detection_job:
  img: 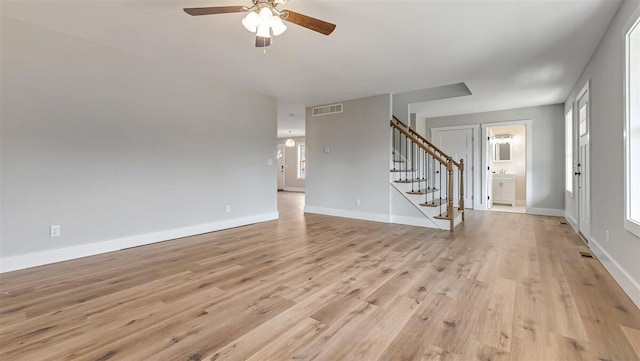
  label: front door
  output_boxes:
[577,85,590,241]
[277,144,285,191]
[432,127,474,208]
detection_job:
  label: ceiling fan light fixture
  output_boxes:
[242,11,259,32]
[256,23,271,38]
[271,16,287,36]
[259,7,273,23]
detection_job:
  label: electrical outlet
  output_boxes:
[225,204,231,213]
[606,230,610,243]
[356,198,361,206]
[50,225,61,238]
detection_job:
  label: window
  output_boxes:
[565,108,573,196]
[625,14,640,236]
[297,143,306,179]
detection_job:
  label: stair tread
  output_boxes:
[390,169,415,172]
[392,160,405,163]
[434,209,463,220]
[394,179,432,184]
[406,188,438,195]
[420,198,446,207]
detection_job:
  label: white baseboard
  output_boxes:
[304,206,390,223]
[389,215,439,229]
[0,212,279,274]
[564,212,579,232]
[283,187,305,192]
[588,236,640,309]
[526,207,565,217]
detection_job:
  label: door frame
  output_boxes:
[277,143,286,191]
[576,80,591,241]
[430,124,481,210]
[480,119,532,211]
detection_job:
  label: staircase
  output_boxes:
[390,116,464,231]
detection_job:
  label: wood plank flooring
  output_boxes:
[1,192,639,360]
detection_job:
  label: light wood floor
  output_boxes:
[1,192,639,361]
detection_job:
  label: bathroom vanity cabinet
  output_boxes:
[492,174,516,206]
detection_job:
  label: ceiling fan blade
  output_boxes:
[282,10,336,36]
[183,6,244,16]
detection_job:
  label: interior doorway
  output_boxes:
[430,125,476,209]
[485,125,526,213]
[481,120,532,213]
[277,144,285,191]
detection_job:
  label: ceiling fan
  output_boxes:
[183,0,336,48]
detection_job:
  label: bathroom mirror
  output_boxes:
[494,142,512,162]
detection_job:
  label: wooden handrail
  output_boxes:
[391,116,461,168]
[391,115,408,129]
[390,121,448,166]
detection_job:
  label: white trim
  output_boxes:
[565,108,574,198]
[277,143,286,190]
[297,142,306,180]
[564,212,579,232]
[516,199,526,206]
[576,80,591,239]
[284,187,305,192]
[589,236,640,309]
[577,80,590,102]
[0,212,279,273]
[624,219,640,238]
[624,11,640,238]
[389,215,440,229]
[429,124,481,210]
[526,207,565,217]
[304,205,390,223]
[430,124,475,132]
[481,120,532,211]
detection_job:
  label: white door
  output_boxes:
[432,128,473,208]
[577,87,590,240]
[486,134,493,208]
[277,144,285,191]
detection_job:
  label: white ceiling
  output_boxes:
[1,0,622,136]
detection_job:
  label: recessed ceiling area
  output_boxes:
[0,0,622,135]
[394,82,472,123]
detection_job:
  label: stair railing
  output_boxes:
[390,118,465,230]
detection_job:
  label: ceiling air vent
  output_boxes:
[312,103,343,116]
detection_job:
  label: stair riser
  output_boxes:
[390,183,447,218]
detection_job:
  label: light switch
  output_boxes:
[267,159,273,166]
[324,147,330,153]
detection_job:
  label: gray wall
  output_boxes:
[392,83,472,125]
[305,94,391,220]
[424,104,565,211]
[1,18,277,259]
[564,0,640,300]
[277,137,305,191]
